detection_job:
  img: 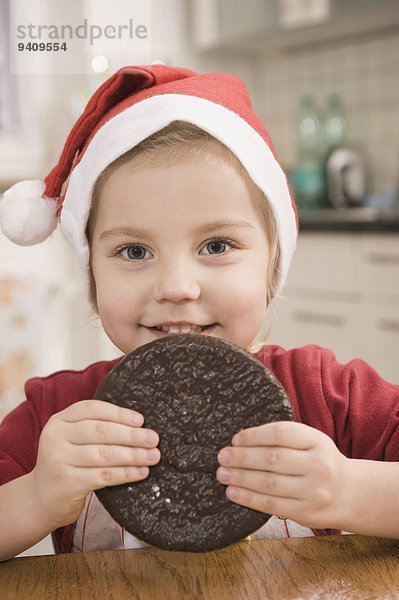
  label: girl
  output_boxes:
[0,65,398,561]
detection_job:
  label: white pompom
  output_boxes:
[0,180,58,245]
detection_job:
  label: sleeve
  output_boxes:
[0,379,44,486]
[319,349,399,461]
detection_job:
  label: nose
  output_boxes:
[152,259,201,303]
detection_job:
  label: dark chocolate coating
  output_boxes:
[94,335,295,552]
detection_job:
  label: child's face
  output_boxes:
[90,153,270,354]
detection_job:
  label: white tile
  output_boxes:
[260,55,290,84]
[348,110,370,142]
[382,32,399,63]
[350,39,372,71]
[367,35,396,68]
[392,108,399,136]
[257,55,282,84]
[340,41,359,73]
[369,108,396,139]
[373,167,397,194]
[340,78,361,108]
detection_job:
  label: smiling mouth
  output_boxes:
[149,324,216,335]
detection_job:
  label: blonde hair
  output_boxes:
[87,120,280,351]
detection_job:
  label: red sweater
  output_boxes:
[1,344,398,553]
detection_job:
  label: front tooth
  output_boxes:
[168,325,181,334]
[180,325,192,334]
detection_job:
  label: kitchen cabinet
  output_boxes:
[191,0,399,53]
[266,232,399,384]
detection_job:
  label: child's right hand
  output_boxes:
[30,400,160,530]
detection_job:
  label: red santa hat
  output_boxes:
[0,64,298,297]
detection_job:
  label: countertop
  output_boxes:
[2,535,399,599]
[298,207,399,232]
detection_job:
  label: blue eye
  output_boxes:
[201,239,232,255]
[208,240,226,254]
[119,245,150,260]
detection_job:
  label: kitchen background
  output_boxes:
[1,0,399,415]
[0,0,398,553]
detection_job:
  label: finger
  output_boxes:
[61,399,144,427]
[224,484,301,518]
[218,445,306,475]
[68,421,159,448]
[232,421,319,450]
[75,465,151,490]
[68,444,161,468]
[216,467,303,500]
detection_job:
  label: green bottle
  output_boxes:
[293,94,326,209]
[323,93,347,151]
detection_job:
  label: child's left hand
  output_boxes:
[216,421,351,530]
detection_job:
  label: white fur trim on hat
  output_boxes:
[60,93,296,299]
[0,179,58,246]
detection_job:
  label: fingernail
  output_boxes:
[138,466,149,477]
[233,433,242,446]
[146,431,158,445]
[147,448,160,462]
[218,467,231,483]
[218,449,231,465]
[131,412,143,426]
[227,487,239,500]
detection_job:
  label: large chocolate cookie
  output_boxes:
[94,335,295,552]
